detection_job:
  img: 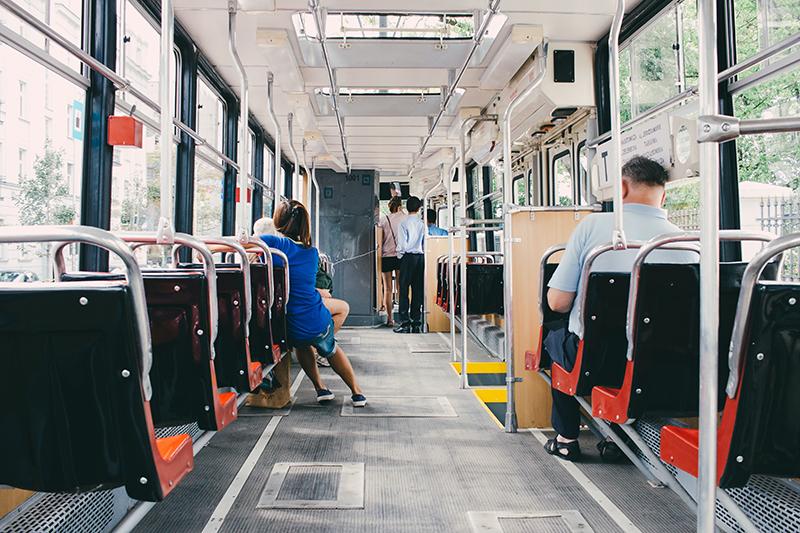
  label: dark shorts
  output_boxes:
[292,319,337,358]
[381,256,401,273]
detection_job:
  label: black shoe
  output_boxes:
[393,322,411,333]
[597,439,627,463]
[410,325,422,333]
[544,437,582,462]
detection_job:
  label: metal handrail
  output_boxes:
[156,0,176,244]
[246,238,276,310]
[607,0,626,250]
[464,190,502,211]
[501,40,549,432]
[624,230,770,362]
[0,0,241,173]
[266,72,282,200]
[309,0,349,171]
[196,237,252,337]
[410,0,501,175]
[228,2,250,242]
[288,113,301,199]
[726,232,800,398]
[2,225,154,401]
[719,31,800,82]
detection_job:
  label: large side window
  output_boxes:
[618,0,698,122]
[0,2,86,280]
[513,174,526,206]
[193,76,226,236]
[732,2,800,274]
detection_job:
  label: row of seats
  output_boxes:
[435,255,504,315]
[532,231,800,489]
[0,227,289,502]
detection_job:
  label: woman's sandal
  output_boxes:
[544,437,582,462]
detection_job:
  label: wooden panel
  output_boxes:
[424,236,457,332]
[0,488,34,519]
[511,209,594,429]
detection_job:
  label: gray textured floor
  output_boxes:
[134,327,695,533]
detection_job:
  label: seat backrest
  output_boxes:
[627,262,777,420]
[140,272,219,430]
[211,269,250,390]
[249,262,278,364]
[575,272,631,394]
[0,283,167,501]
[271,265,289,352]
[465,263,504,315]
[720,282,800,488]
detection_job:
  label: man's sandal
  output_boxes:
[544,437,582,462]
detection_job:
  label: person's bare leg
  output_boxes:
[382,271,394,325]
[328,346,362,395]
[295,346,328,391]
[323,297,350,333]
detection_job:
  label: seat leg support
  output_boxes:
[617,422,698,513]
[716,488,760,533]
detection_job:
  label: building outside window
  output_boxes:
[0,1,85,279]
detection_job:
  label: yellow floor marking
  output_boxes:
[450,361,507,375]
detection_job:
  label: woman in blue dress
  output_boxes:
[260,200,366,407]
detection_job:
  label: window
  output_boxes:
[118,1,180,123]
[577,141,590,205]
[0,44,84,280]
[110,117,176,233]
[3,0,84,72]
[18,80,27,119]
[294,13,477,40]
[196,77,225,155]
[513,175,527,206]
[735,0,800,71]
[618,0,698,122]
[18,148,26,177]
[194,156,224,236]
[552,150,574,207]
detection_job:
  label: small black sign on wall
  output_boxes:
[324,186,334,199]
[554,49,575,83]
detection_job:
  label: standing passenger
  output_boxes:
[378,196,406,327]
[259,200,366,407]
[394,196,426,334]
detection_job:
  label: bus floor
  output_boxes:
[132,327,695,533]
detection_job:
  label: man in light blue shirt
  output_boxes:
[544,156,696,461]
[395,196,426,333]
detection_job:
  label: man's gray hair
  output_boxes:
[253,217,277,236]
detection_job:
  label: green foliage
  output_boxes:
[13,143,76,226]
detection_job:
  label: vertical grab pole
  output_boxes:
[312,158,320,246]
[228,2,249,242]
[501,43,549,432]
[423,163,446,334]
[266,72,283,202]
[608,0,627,250]
[697,0,720,530]
[459,138,470,390]
[156,0,175,243]
[302,139,312,212]
[287,113,300,200]
[447,150,459,363]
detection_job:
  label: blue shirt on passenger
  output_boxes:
[397,213,426,256]
[428,224,448,237]
[548,203,697,337]
[259,234,332,342]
